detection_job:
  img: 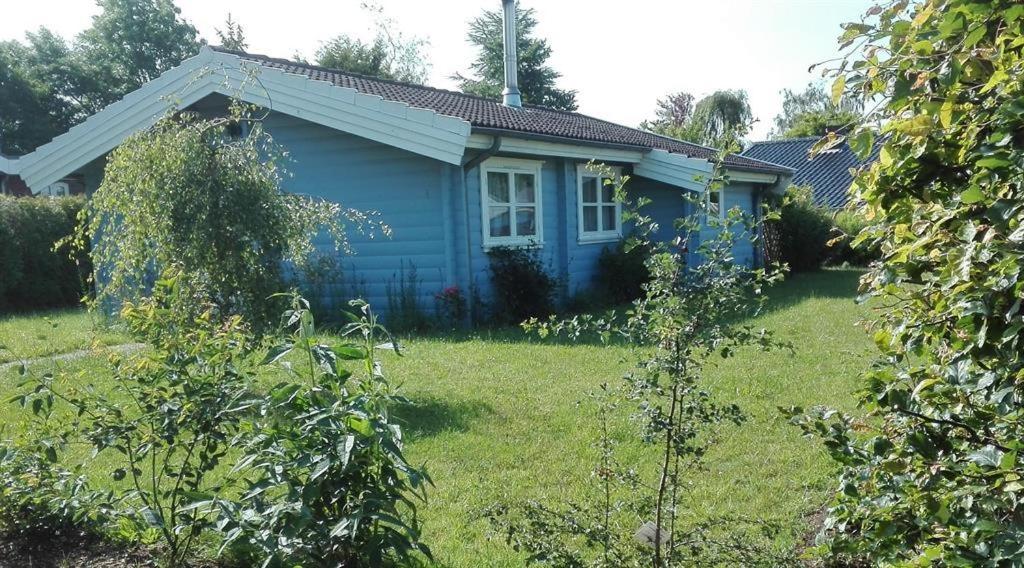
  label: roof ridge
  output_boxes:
[212,46,577,113]
[746,136,823,148]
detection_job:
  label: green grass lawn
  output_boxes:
[0,308,131,363]
[0,269,874,566]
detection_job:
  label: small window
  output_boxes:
[577,164,622,242]
[481,158,543,247]
[706,187,723,219]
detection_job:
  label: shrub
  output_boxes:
[221,297,432,566]
[595,239,650,305]
[76,101,383,331]
[827,208,879,266]
[495,167,792,566]
[487,246,558,324]
[0,195,89,312]
[13,271,260,567]
[385,261,431,332]
[786,2,1024,565]
[434,285,467,329]
[771,185,833,272]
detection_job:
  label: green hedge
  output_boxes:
[0,195,89,312]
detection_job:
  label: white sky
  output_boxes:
[2,0,872,140]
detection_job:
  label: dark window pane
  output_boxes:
[489,206,511,237]
[601,179,614,203]
[602,206,617,231]
[583,205,598,232]
[582,176,598,203]
[516,207,536,236]
[488,172,509,203]
[515,173,535,203]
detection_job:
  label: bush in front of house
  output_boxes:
[827,208,880,266]
[0,195,88,312]
[772,185,833,272]
[487,246,558,324]
[596,238,650,305]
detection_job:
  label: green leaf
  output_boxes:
[968,446,1003,468]
[831,75,847,106]
[334,345,366,361]
[960,185,985,204]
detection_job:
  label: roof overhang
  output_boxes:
[633,149,714,192]
[15,47,472,190]
[0,155,18,175]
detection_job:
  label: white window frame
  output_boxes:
[480,157,544,248]
[706,186,725,221]
[576,164,623,243]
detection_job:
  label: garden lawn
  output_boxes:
[0,269,874,567]
[0,309,131,364]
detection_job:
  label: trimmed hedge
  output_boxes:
[0,195,89,312]
[772,186,834,272]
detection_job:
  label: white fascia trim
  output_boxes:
[725,170,779,184]
[18,47,472,190]
[0,156,18,175]
[467,134,645,163]
[633,149,714,192]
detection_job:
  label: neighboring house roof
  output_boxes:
[217,48,787,176]
[742,137,879,208]
[13,47,788,190]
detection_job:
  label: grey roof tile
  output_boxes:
[213,47,790,175]
[742,137,879,208]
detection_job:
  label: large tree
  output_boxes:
[0,40,68,155]
[0,0,200,154]
[790,1,1024,565]
[642,90,753,151]
[770,83,861,139]
[76,0,200,113]
[454,5,577,111]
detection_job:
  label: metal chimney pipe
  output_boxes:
[501,0,522,107]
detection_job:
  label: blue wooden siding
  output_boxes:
[262,111,450,313]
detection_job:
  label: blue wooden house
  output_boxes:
[2,2,791,317]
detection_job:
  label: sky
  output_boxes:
[1,0,873,141]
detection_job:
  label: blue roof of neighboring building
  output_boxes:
[742,137,879,208]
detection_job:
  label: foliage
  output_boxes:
[0,0,199,153]
[0,441,114,538]
[385,261,432,333]
[642,90,753,151]
[76,103,379,330]
[12,272,260,567]
[486,246,558,324]
[215,13,248,51]
[220,297,432,567]
[314,3,430,84]
[0,195,89,312]
[454,5,578,111]
[771,185,833,272]
[827,207,879,266]
[595,239,650,305]
[435,285,467,330]
[75,0,200,114]
[770,83,862,139]
[787,1,1024,564]
[0,38,70,155]
[490,164,791,566]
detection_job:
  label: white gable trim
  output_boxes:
[633,149,714,192]
[0,156,18,175]
[16,47,472,190]
[726,170,780,184]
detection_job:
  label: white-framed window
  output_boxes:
[577,164,622,243]
[706,186,724,220]
[480,157,544,247]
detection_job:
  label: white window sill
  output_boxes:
[483,239,544,251]
[578,233,622,245]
